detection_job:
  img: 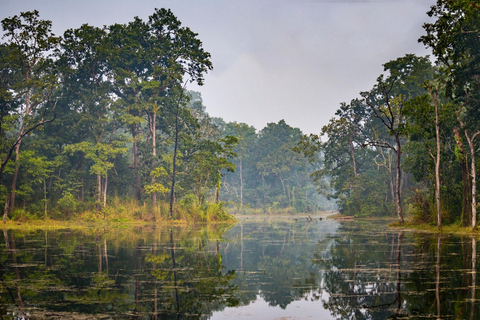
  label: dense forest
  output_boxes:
[0,8,328,223]
[1,1,480,229]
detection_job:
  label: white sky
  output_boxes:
[2,0,435,134]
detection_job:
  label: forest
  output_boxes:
[1,1,480,230]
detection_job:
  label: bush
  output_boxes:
[10,208,37,222]
[407,189,433,224]
[57,191,78,216]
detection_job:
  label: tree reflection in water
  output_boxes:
[1,220,480,319]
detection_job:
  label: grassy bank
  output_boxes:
[3,198,236,229]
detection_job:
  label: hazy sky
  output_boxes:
[2,0,435,134]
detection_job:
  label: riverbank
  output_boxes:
[1,210,341,231]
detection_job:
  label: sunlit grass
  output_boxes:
[2,198,237,230]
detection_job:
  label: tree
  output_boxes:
[425,82,442,230]
[59,24,116,211]
[108,18,150,201]
[0,10,59,216]
[223,122,257,209]
[362,55,434,223]
[420,0,480,229]
[255,120,310,210]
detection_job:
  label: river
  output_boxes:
[0,216,478,319]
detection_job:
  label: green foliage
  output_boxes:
[406,188,433,224]
[2,4,478,228]
[57,191,78,216]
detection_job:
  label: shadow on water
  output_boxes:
[0,218,479,319]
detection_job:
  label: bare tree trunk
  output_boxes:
[132,125,141,201]
[454,127,472,226]
[169,105,179,217]
[7,86,29,215]
[3,197,10,224]
[96,174,102,211]
[151,110,157,208]
[428,85,442,230]
[349,134,357,178]
[103,173,108,207]
[471,152,477,230]
[456,97,480,230]
[8,143,22,215]
[215,176,220,204]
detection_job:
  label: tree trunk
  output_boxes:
[3,197,10,224]
[454,127,471,226]
[8,143,22,215]
[170,104,180,217]
[429,86,442,230]
[103,173,108,207]
[215,175,221,204]
[96,174,102,211]
[349,134,357,178]
[456,100,480,230]
[470,149,477,230]
[151,110,157,208]
[8,74,31,215]
[132,125,141,201]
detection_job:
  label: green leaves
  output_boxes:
[65,141,127,177]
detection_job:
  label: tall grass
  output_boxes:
[4,196,236,225]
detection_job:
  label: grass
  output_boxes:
[3,198,237,230]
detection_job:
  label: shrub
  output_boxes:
[57,191,78,216]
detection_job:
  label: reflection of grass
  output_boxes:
[392,220,480,235]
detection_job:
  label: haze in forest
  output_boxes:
[2,0,435,134]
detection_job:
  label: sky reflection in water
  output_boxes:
[0,217,479,319]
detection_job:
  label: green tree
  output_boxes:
[362,55,434,223]
[58,24,118,211]
[223,122,257,210]
[0,10,59,216]
[420,0,480,229]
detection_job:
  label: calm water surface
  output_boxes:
[0,217,479,319]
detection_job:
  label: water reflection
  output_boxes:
[0,219,479,319]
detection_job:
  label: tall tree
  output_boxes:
[224,122,257,209]
[362,55,434,223]
[420,0,480,229]
[1,10,59,215]
[59,24,117,211]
